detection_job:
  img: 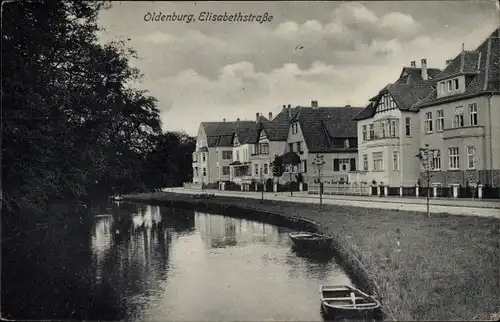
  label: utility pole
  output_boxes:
[416,144,437,218]
[312,154,326,210]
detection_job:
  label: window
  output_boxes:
[380,121,386,138]
[291,123,298,134]
[392,150,399,171]
[195,167,199,177]
[389,120,397,137]
[453,107,464,128]
[222,166,230,176]
[297,141,302,152]
[436,109,444,131]
[467,146,476,169]
[369,124,375,140]
[448,147,459,170]
[236,150,240,161]
[222,151,232,160]
[440,82,445,94]
[432,150,441,170]
[372,152,383,171]
[447,80,452,92]
[425,112,433,133]
[333,158,350,172]
[469,104,478,126]
[288,143,293,152]
[203,167,207,176]
[453,78,459,90]
[301,160,307,173]
[362,125,367,141]
[344,139,350,148]
[264,163,269,175]
[254,164,259,175]
[258,143,269,154]
[202,153,206,162]
[362,154,368,171]
[405,117,411,136]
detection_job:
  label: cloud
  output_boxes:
[98,1,499,135]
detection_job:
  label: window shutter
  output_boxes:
[350,158,356,171]
[333,158,339,171]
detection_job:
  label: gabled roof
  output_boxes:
[201,120,255,147]
[254,107,300,142]
[354,64,441,121]
[292,106,364,153]
[413,28,500,109]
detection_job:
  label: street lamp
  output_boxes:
[260,167,265,204]
[415,144,437,218]
[312,154,326,210]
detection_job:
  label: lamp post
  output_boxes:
[415,144,437,218]
[260,167,265,204]
[312,154,326,210]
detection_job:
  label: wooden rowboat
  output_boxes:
[289,232,333,251]
[320,285,381,319]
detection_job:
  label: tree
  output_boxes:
[2,1,161,218]
[271,155,284,184]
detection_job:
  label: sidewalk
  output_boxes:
[168,187,500,218]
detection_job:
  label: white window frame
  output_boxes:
[362,154,368,171]
[202,153,206,162]
[447,80,452,92]
[448,147,459,170]
[405,117,411,136]
[339,158,350,171]
[344,139,350,148]
[453,78,459,91]
[372,152,383,171]
[389,120,397,137]
[291,123,298,134]
[222,151,232,160]
[222,166,230,176]
[392,150,399,171]
[369,124,375,140]
[432,150,441,170]
[436,109,444,132]
[469,104,478,126]
[362,125,367,141]
[453,106,464,128]
[425,112,433,133]
[466,146,476,169]
[264,163,269,175]
[203,167,207,177]
[380,121,386,138]
[236,150,240,161]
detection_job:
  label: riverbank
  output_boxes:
[123,191,500,321]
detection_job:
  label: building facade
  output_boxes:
[413,28,500,187]
[284,101,364,184]
[353,60,442,186]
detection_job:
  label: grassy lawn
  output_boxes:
[125,192,500,321]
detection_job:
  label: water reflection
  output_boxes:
[3,202,354,321]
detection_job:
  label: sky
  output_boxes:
[97,0,499,136]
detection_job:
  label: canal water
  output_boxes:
[2,202,354,321]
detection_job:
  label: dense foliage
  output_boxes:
[2,0,194,219]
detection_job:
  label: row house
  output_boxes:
[230,107,297,188]
[284,101,364,184]
[352,60,442,186]
[412,28,500,187]
[192,119,255,185]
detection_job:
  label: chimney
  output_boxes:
[421,58,428,80]
[311,100,318,109]
[256,112,260,122]
[288,104,291,109]
[345,104,351,107]
[237,118,240,121]
[223,118,226,122]
[288,107,292,118]
[410,61,416,67]
[268,112,273,120]
[446,59,454,65]
[282,104,286,110]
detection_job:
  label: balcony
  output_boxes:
[366,133,399,147]
[442,125,485,140]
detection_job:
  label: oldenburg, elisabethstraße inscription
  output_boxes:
[143,11,274,24]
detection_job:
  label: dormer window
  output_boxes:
[291,123,298,134]
[439,77,460,97]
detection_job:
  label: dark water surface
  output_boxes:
[2,202,354,321]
